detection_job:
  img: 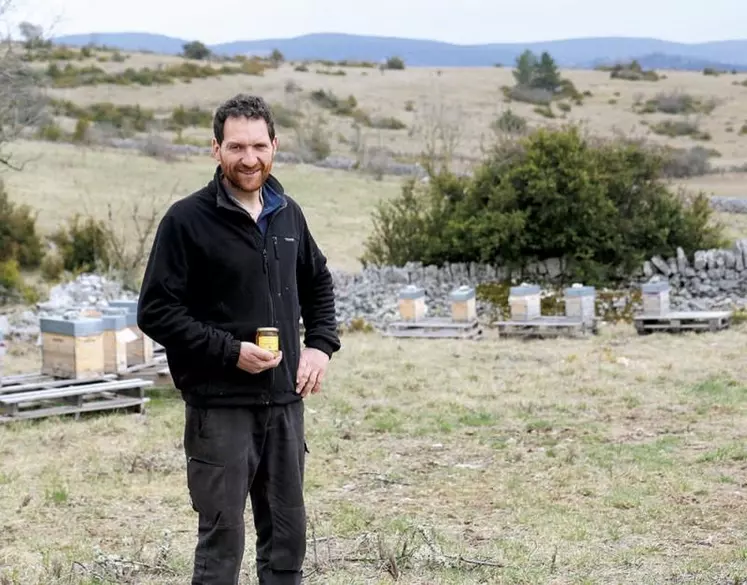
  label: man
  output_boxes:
[137,94,341,585]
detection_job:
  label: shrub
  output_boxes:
[636,91,718,115]
[384,56,405,70]
[650,118,710,140]
[50,99,154,133]
[0,182,43,268]
[491,109,528,135]
[50,214,111,273]
[40,251,65,282]
[0,259,22,293]
[368,116,407,130]
[361,125,724,285]
[169,105,213,129]
[608,61,659,81]
[659,146,715,178]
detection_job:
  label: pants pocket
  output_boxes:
[187,456,226,522]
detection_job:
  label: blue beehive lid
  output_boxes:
[108,299,138,313]
[642,281,669,293]
[102,314,127,331]
[103,306,136,327]
[509,284,541,296]
[565,285,596,297]
[398,285,425,299]
[449,285,475,301]
[40,317,104,337]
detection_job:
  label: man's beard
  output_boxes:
[222,157,272,194]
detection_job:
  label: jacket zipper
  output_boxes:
[262,201,287,396]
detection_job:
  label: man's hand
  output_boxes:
[296,347,330,397]
[237,342,282,374]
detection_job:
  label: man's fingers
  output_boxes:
[296,359,309,392]
[301,369,319,398]
[311,369,325,394]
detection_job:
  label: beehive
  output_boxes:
[40,317,105,379]
[398,285,426,321]
[564,285,596,322]
[642,281,670,316]
[106,300,154,365]
[102,313,131,374]
[509,285,541,321]
[449,285,477,322]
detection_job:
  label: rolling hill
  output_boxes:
[51,31,747,70]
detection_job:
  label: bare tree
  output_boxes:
[407,82,464,174]
[0,0,49,170]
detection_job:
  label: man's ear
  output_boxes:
[272,136,278,154]
[211,137,220,161]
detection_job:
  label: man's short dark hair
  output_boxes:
[213,94,275,144]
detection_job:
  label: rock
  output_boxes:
[651,256,671,275]
[676,247,689,274]
[693,251,707,271]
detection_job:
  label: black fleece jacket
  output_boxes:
[136,168,341,407]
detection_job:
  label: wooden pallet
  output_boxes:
[384,318,483,339]
[0,376,153,423]
[118,354,172,384]
[494,316,598,338]
[633,310,732,334]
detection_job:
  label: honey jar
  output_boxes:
[255,327,279,355]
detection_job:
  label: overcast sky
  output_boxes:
[5,0,744,45]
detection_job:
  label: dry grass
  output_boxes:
[45,60,747,166]
[0,140,403,273]
[2,325,747,584]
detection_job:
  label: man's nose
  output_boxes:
[241,148,258,166]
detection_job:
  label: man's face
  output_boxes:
[212,116,278,195]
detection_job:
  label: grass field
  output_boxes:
[3,47,747,585]
[1,139,403,274]
[1,326,747,584]
[45,55,747,169]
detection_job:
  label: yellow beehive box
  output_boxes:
[107,300,154,366]
[508,285,541,321]
[397,285,426,321]
[449,285,477,322]
[40,317,105,379]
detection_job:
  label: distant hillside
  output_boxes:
[51,31,747,70]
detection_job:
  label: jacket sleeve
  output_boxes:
[297,214,341,358]
[136,210,241,368]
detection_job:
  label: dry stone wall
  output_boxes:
[4,242,747,342]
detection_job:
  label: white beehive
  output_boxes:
[509,285,541,321]
[641,281,670,316]
[564,285,596,323]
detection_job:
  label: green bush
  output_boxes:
[40,251,65,282]
[0,259,22,292]
[50,100,154,132]
[50,214,111,273]
[168,105,213,129]
[384,56,405,70]
[361,125,724,285]
[43,59,267,89]
[0,182,43,268]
